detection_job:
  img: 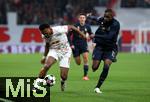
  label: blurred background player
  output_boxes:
[33,24,86,92]
[69,13,93,80]
[87,9,120,93]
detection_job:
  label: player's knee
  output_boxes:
[83,55,88,60]
[92,64,99,72]
[75,57,81,65]
[83,58,88,64]
[104,59,112,66]
[76,60,81,65]
[76,62,81,65]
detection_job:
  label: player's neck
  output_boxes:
[80,22,85,26]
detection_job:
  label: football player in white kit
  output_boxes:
[33,24,86,91]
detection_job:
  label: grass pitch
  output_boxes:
[0,53,150,102]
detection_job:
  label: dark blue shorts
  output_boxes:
[92,46,118,62]
[72,44,88,57]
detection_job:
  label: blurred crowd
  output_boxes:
[0,0,98,25]
[0,0,150,25]
[121,0,150,8]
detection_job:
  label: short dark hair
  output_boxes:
[78,12,86,16]
[105,8,113,13]
[105,8,115,16]
[39,24,50,31]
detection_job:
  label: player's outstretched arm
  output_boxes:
[86,13,100,21]
[41,42,50,64]
[68,25,86,39]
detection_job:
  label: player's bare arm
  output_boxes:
[41,42,50,64]
[68,25,86,39]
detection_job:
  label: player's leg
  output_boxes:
[38,56,56,78]
[92,46,102,72]
[82,52,89,80]
[92,46,104,93]
[33,50,57,90]
[80,43,90,80]
[33,56,56,90]
[59,51,71,91]
[95,59,112,89]
[60,67,69,91]
[74,56,81,65]
[94,51,113,93]
[92,60,101,72]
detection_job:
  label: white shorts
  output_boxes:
[47,48,72,68]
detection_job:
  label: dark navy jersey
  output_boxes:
[89,16,120,50]
[69,22,92,46]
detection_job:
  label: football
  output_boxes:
[44,74,56,87]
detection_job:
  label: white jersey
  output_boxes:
[43,25,70,50]
[43,26,72,68]
[43,26,72,65]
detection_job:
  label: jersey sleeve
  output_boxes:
[87,16,100,22]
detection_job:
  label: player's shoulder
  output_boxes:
[51,26,59,33]
[112,18,120,26]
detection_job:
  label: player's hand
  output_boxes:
[70,45,75,49]
[90,34,95,39]
[41,56,46,64]
[86,13,92,17]
[92,43,96,48]
[86,37,91,42]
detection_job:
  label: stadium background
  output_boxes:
[0,0,150,102]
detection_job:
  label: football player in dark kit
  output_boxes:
[69,13,93,80]
[87,9,120,93]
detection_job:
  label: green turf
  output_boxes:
[0,53,150,102]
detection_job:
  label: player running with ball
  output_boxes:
[33,24,86,92]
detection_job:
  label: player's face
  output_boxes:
[41,28,52,38]
[78,15,86,25]
[104,12,113,22]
